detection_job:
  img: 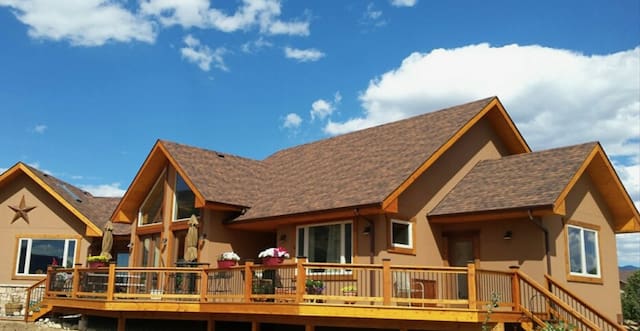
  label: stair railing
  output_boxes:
[24,278,47,322]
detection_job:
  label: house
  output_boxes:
[27,97,639,330]
[0,163,127,317]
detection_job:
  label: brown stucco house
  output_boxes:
[0,163,127,317]
[26,97,639,331]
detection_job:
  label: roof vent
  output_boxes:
[59,184,82,203]
[217,153,225,158]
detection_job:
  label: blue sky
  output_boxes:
[0,0,638,266]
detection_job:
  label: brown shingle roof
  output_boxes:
[25,164,128,235]
[236,97,496,220]
[429,142,598,216]
[161,141,268,208]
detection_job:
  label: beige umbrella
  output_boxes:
[100,221,113,260]
[184,215,199,262]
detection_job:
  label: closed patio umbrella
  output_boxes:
[100,221,113,260]
[184,215,199,262]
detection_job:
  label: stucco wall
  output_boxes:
[0,174,92,285]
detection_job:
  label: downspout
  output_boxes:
[527,209,552,277]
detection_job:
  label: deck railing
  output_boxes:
[43,260,621,330]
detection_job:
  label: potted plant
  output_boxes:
[217,252,240,268]
[87,255,109,268]
[341,285,357,304]
[305,279,325,295]
[258,247,290,266]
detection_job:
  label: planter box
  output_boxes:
[88,261,108,268]
[217,260,237,269]
[262,257,284,266]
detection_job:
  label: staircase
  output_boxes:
[512,271,623,331]
[24,278,51,322]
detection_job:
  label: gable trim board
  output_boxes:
[0,163,103,237]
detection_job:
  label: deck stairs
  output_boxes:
[24,278,51,322]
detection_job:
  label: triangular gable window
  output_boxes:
[174,173,199,221]
[139,170,165,226]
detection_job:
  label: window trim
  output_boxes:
[296,220,353,269]
[387,218,416,255]
[138,169,166,227]
[172,172,199,222]
[565,221,603,284]
[13,234,80,279]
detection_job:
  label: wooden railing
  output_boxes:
[42,261,621,330]
[545,275,624,331]
[24,278,47,322]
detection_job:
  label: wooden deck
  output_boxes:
[34,259,621,331]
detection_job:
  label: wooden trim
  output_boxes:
[136,223,163,235]
[382,98,530,211]
[563,221,603,284]
[1,163,103,237]
[429,207,553,223]
[554,146,599,214]
[169,220,189,231]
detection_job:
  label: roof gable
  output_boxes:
[429,143,640,233]
[0,163,122,236]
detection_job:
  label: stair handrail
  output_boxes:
[24,277,47,322]
[516,270,601,331]
[544,275,623,331]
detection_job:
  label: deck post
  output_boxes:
[467,263,476,309]
[200,268,208,302]
[106,263,116,301]
[45,267,52,297]
[382,259,391,306]
[511,268,521,312]
[71,266,80,298]
[296,257,307,303]
[244,261,253,303]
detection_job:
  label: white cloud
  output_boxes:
[617,233,640,267]
[0,0,156,46]
[359,3,386,28]
[390,0,417,7]
[140,0,309,36]
[180,34,228,72]
[33,124,47,134]
[283,113,302,129]
[78,183,125,197]
[284,47,325,62]
[310,92,342,121]
[241,37,273,53]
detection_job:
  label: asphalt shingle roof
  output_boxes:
[25,164,127,235]
[429,142,597,216]
[157,97,497,220]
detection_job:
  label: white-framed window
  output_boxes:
[390,219,413,249]
[16,238,77,275]
[297,221,352,265]
[567,224,600,278]
[173,173,199,221]
[138,169,166,226]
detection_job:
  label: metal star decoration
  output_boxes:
[8,195,36,224]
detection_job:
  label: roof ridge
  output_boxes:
[265,96,496,161]
[159,139,262,163]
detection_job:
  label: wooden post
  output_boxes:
[45,266,52,297]
[510,267,521,312]
[251,321,260,331]
[296,257,307,303]
[207,316,215,331]
[467,263,477,309]
[71,266,80,298]
[244,261,253,303]
[200,269,208,302]
[106,263,116,301]
[116,313,126,331]
[382,259,391,306]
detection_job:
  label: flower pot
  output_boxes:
[88,261,107,268]
[343,291,357,304]
[262,256,284,266]
[217,260,237,269]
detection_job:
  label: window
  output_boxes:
[567,224,600,278]
[390,219,413,249]
[15,238,77,276]
[173,173,199,221]
[139,170,165,226]
[297,222,352,264]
